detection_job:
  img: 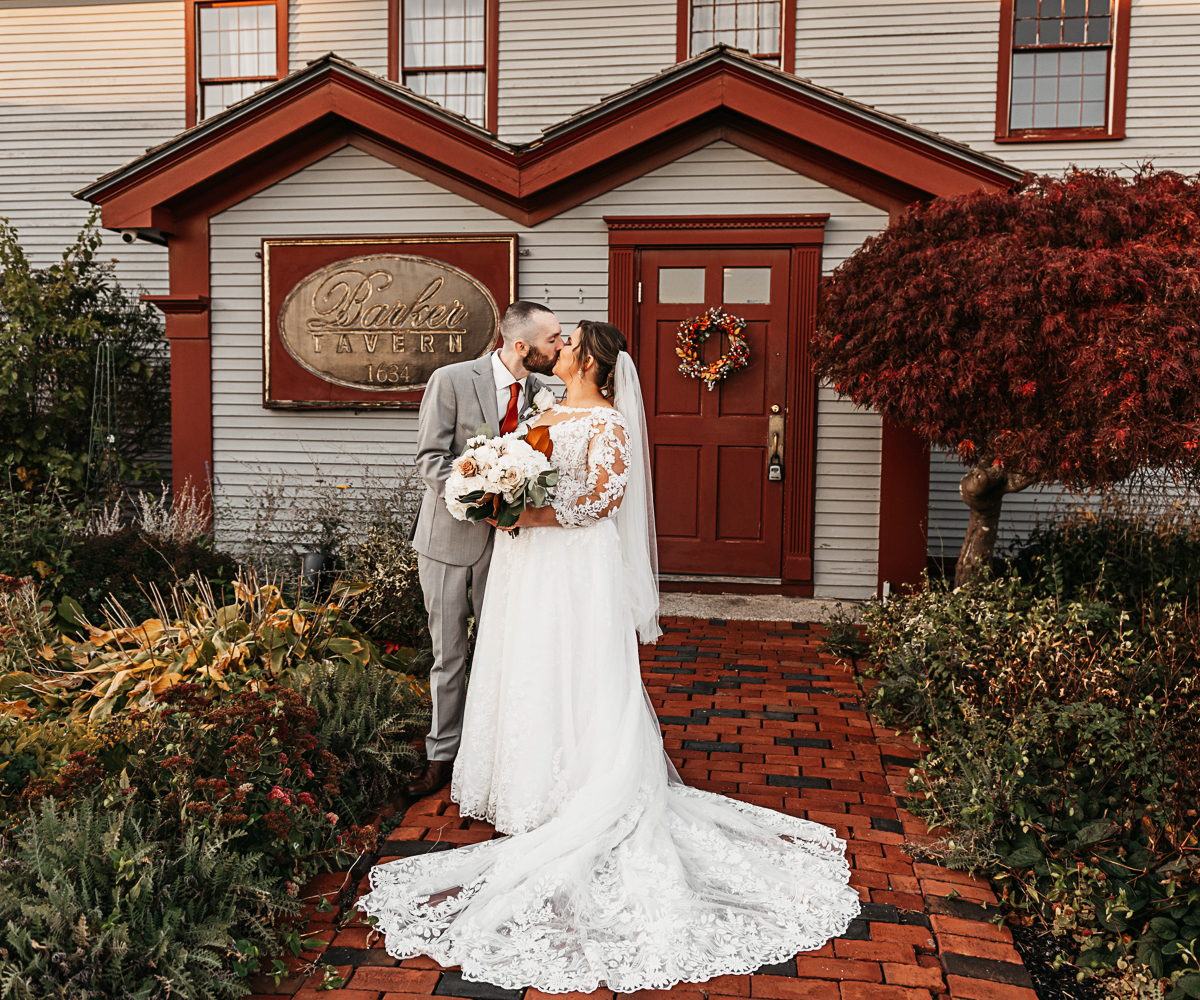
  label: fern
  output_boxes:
[0,799,297,1000]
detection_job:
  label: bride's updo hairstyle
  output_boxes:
[574,320,628,399]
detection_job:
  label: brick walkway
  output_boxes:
[249,617,1036,1000]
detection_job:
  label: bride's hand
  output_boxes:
[516,505,559,528]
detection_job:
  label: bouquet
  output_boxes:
[444,425,557,533]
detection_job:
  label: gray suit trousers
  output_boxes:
[418,538,494,762]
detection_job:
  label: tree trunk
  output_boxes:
[954,463,1034,588]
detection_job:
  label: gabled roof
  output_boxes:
[77,47,1023,232]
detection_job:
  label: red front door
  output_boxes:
[637,248,790,578]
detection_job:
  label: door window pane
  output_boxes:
[722,267,771,304]
[658,268,706,303]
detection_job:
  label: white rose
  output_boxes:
[532,387,556,412]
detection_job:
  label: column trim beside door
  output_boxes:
[605,214,828,588]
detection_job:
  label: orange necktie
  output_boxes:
[501,382,521,434]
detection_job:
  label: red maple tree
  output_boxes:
[811,167,1200,585]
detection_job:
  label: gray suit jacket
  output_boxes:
[410,353,547,566]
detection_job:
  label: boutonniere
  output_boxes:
[527,387,557,416]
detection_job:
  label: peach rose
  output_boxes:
[454,455,480,477]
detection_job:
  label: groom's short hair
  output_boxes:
[499,300,555,345]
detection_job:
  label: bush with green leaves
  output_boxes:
[1010,485,1200,610]
[0,212,170,492]
[0,797,297,1000]
[0,477,83,590]
[859,541,1200,996]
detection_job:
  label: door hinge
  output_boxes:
[637,281,642,303]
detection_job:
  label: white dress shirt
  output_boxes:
[491,350,528,428]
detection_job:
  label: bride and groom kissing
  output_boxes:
[356,301,861,994]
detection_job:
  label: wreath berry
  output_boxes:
[675,307,750,390]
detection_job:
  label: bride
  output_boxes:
[356,321,860,994]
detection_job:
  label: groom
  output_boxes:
[405,300,564,798]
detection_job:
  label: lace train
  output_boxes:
[356,408,860,992]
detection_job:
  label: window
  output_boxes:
[676,0,794,72]
[401,0,487,128]
[185,0,285,127]
[996,0,1130,141]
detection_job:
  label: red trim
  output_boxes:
[140,293,211,319]
[994,0,1129,143]
[675,0,689,63]
[184,0,288,128]
[607,214,824,585]
[387,0,399,81]
[877,420,930,597]
[608,247,636,342]
[606,214,827,245]
[93,58,1014,235]
[781,0,796,75]
[486,0,499,133]
[158,214,213,519]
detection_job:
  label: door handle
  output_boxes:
[767,408,784,481]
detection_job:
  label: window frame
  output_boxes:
[184,0,287,128]
[387,0,499,133]
[675,0,795,73]
[994,0,1130,142]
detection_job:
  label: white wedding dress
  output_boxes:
[357,398,861,994]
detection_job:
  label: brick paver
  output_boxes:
[248,617,1033,1000]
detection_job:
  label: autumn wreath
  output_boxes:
[675,307,750,390]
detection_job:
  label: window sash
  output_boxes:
[400,0,488,126]
[196,1,278,121]
[1005,0,1114,134]
[689,0,782,60]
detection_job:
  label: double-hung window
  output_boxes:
[188,0,285,126]
[400,0,488,128]
[678,0,794,71]
[996,0,1130,141]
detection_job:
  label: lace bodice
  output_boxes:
[535,405,629,528]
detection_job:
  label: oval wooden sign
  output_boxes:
[277,253,499,391]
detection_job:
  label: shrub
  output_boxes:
[1010,486,1200,609]
[63,525,238,625]
[0,797,295,1000]
[0,212,170,491]
[339,517,429,652]
[0,478,83,590]
[859,572,1200,996]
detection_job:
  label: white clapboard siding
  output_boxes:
[288,0,389,77]
[814,384,881,600]
[793,1,1200,174]
[0,3,185,291]
[791,1,1200,560]
[927,449,1092,561]
[497,0,677,143]
[208,140,888,596]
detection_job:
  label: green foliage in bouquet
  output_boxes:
[0,797,296,1000]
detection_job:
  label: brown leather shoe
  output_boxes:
[404,759,454,799]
